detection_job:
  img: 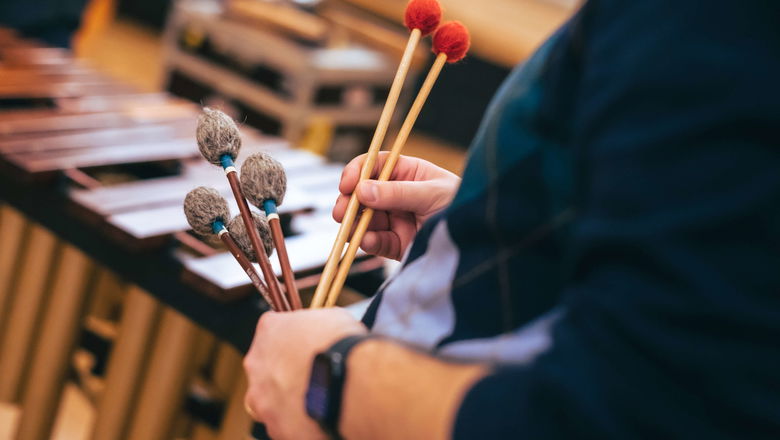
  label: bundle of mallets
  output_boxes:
[311,0,471,308]
[183,108,302,311]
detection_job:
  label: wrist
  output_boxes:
[339,339,383,439]
[339,340,488,440]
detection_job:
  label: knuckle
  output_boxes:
[247,390,273,422]
[244,394,260,421]
[242,355,254,372]
[393,182,407,199]
[378,236,391,259]
[431,180,455,209]
[388,238,400,260]
[255,397,270,417]
[257,312,275,329]
[360,239,376,255]
[346,154,366,171]
[382,182,400,202]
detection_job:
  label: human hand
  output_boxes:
[243,309,367,440]
[333,153,460,260]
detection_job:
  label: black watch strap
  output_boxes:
[307,334,377,439]
[329,333,373,356]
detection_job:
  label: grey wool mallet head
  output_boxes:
[227,213,274,263]
[196,107,241,166]
[183,187,230,235]
[239,151,302,311]
[240,152,287,209]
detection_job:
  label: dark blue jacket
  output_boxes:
[364,0,780,437]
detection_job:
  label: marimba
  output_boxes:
[0,30,381,440]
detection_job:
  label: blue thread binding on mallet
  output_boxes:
[212,218,226,235]
[262,199,278,216]
[220,154,234,170]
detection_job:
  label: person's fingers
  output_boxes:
[338,155,364,196]
[360,230,403,260]
[244,384,269,424]
[347,210,390,237]
[244,397,259,421]
[359,212,415,260]
[366,210,390,231]
[332,194,350,223]
[355,179,449,216]
[388,211,419,255]
[333,195,391,231]
[338,153,424,195]
[339,153,389,195]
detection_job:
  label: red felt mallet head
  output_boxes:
[404,0,442,36]
[433,21,470,63]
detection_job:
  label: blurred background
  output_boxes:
[2,0,576,172]
[0,0,575,439]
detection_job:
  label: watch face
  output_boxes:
[306,353,334,421]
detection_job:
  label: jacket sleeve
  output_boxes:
[453,0,780,438]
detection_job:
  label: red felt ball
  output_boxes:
[404,0,442,36]
[433,21,470,63]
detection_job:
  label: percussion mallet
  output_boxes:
[196,108,288,311]
[240,152,302,310]
[324,21,471,307]
[183,187,280,311]
[310,0,443,308]
[226,212,291,311]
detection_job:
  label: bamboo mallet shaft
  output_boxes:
[310,28,422,308]
[324,53,448,307]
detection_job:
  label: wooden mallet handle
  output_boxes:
[217,226,276,311]
[226,170,287,311]
[264,202,302,310]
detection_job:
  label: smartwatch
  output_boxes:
[305,334,375,439]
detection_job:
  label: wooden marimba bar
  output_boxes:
[0,30,380,440]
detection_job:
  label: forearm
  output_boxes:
[340,339,487,440]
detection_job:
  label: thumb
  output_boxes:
[356,180,441,214]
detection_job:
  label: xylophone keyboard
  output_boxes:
[0,29,380,440]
